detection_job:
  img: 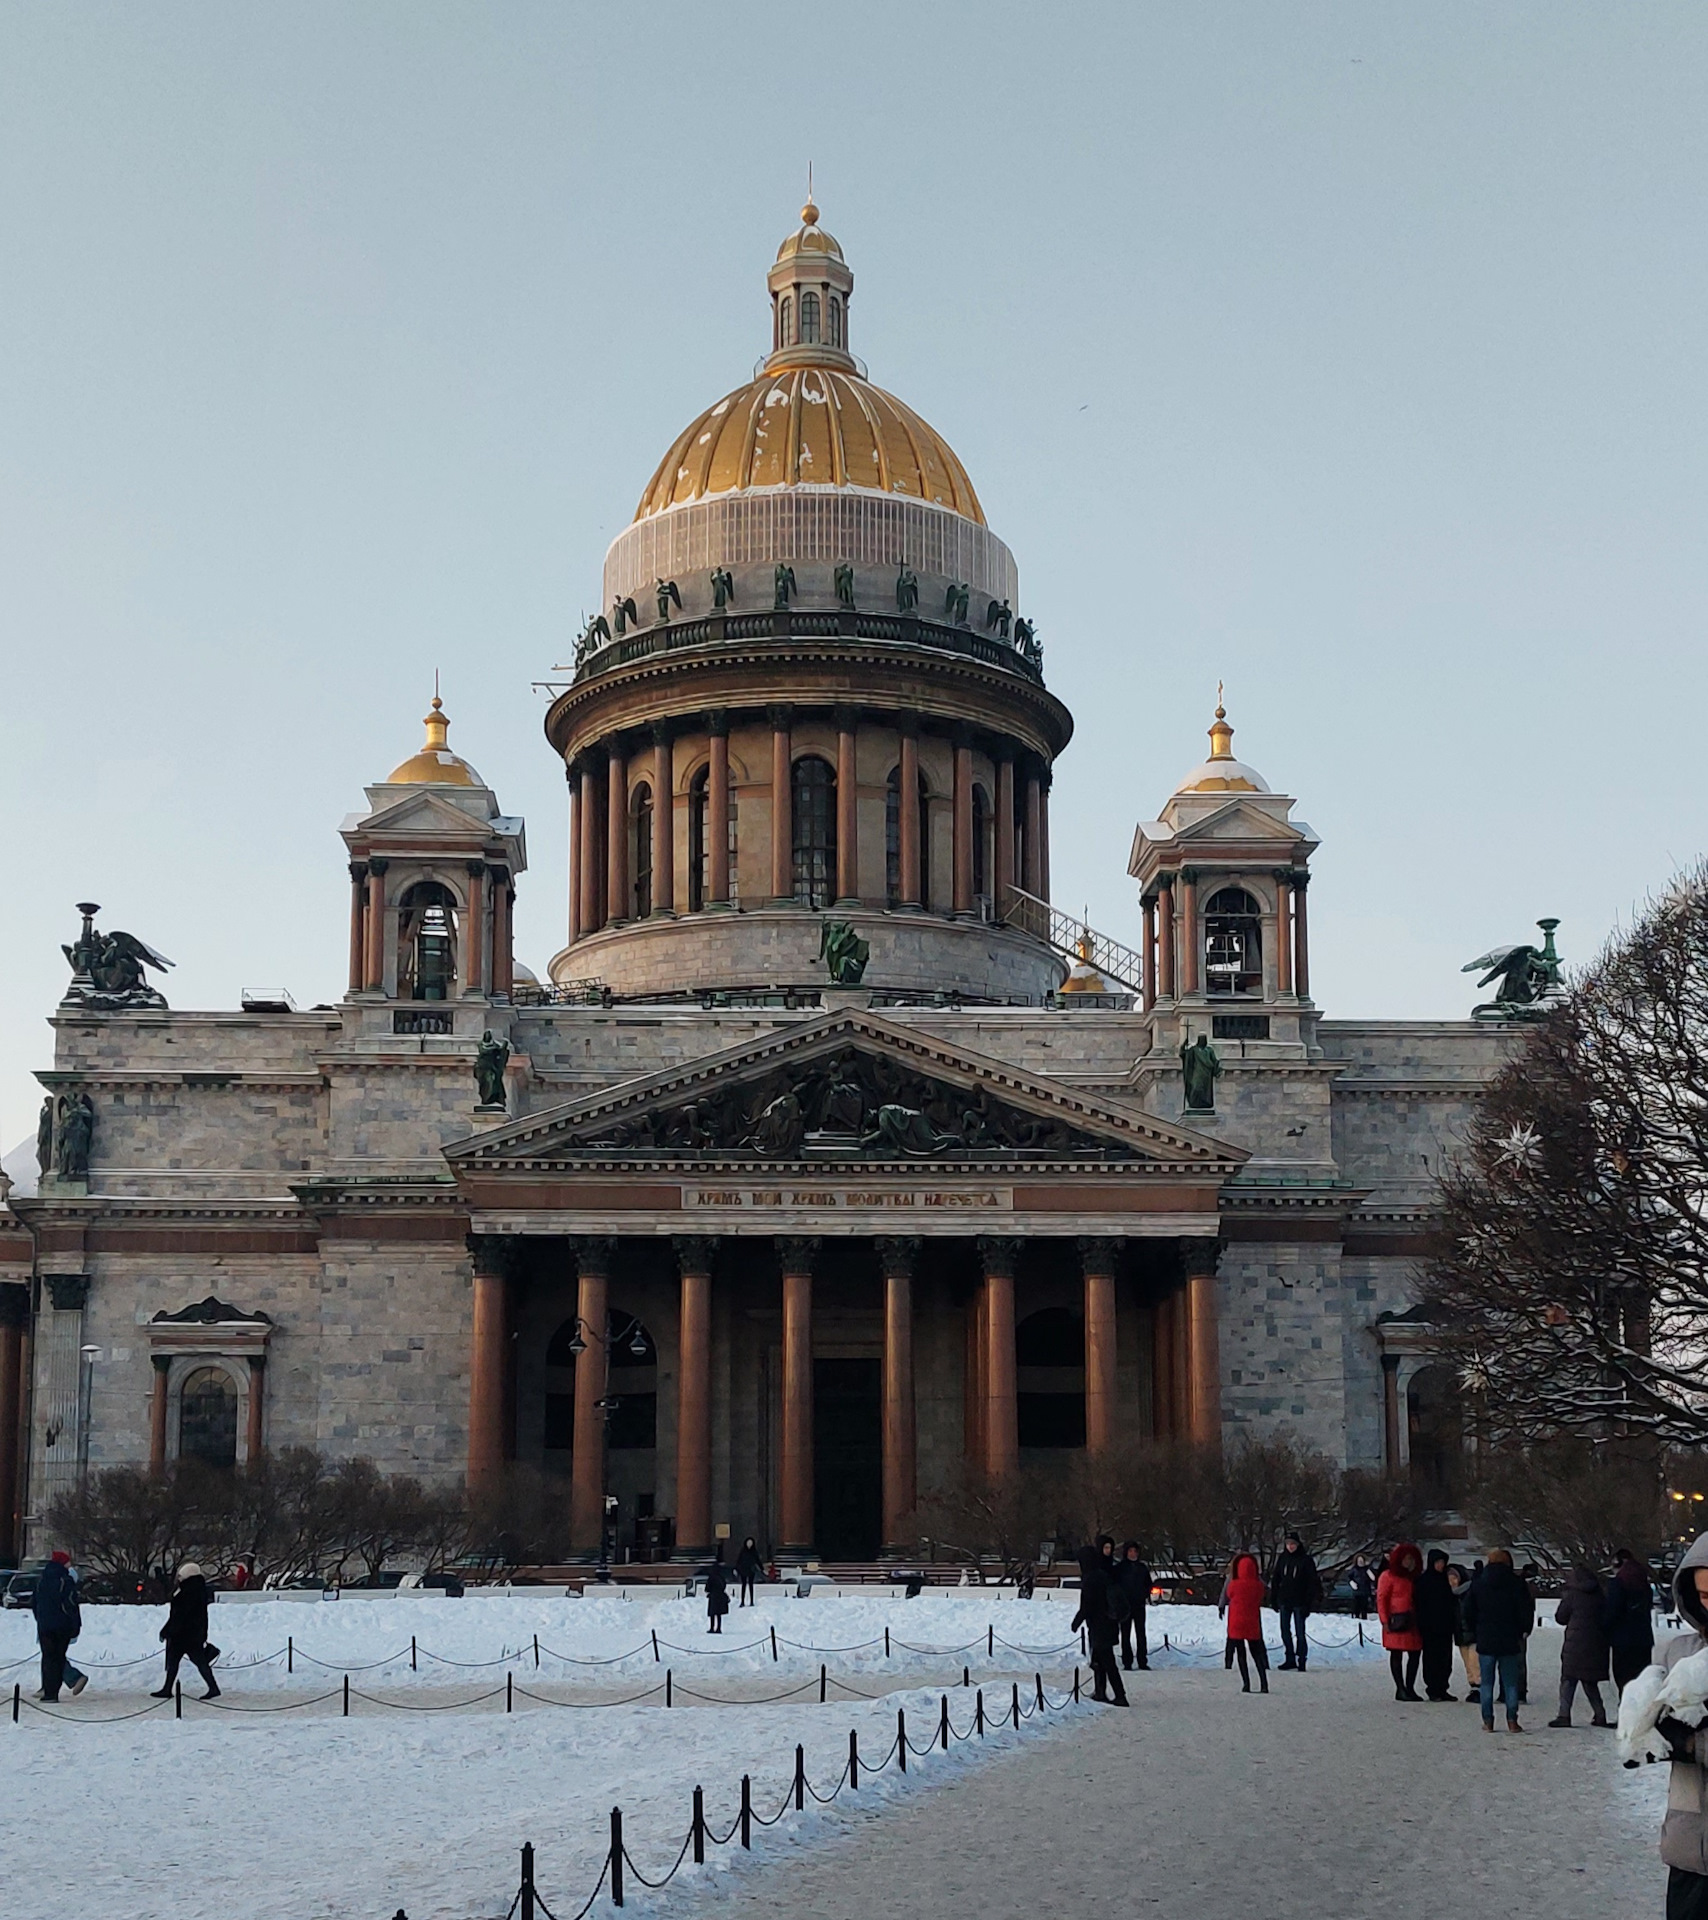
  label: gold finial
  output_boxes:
[422,691,450,754]
[1207,686,1234,761]
[801,162,818,226]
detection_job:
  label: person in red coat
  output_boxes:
[1377,1542,1425,1701]
[1218,1553,1269,1694]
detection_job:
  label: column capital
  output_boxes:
[467,859,488,878]
[465,1232,525,1281]
[1154,870,1175,892]
[1075,1236,1123,1276]
[951,721,974,750]
[832,704,860,732]
[486,864,511,886]
[1179,1236,1222,1277]
[151,1351,173,1376]
[367,856,390,876]
[348,860,368,881]
[1270,868,1295,885]
[766,704,794,730]
[1180,866,1201,886]
[705,707,730,738]
[44,1273,90,1313]
[976,1235,1022,1279]
[1288,868,1311,890]
[246,1352,267,1375]
[776,1235,820,1271]
[569,1235,617,1277]
[670,1235,717,1275]
[874,1236,920,1278]
[896,711,920,739]
[650,718,674,747]
[0,1282,28,1329]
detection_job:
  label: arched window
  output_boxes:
[1204,886,1263,997]
[631,781,653,919]
[179,1366,238,1468]
[972,784,992,904]
[799,291,821,344]
[1016,1308,1085,1448]
[792,755,836,909]
[396,881,459,1001]
[778,295,792,347]
[828,296,843,348]
[688,766,739,912]
[884,766,931,908]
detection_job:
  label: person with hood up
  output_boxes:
[31,1549,88,1702]
[1415,1548,1460,1701]
[1629,1531,1708,1917]
[1448,1563,1481,1705]
[1461,1548,1534,1733]
[1377,1543,1425,1701]
[1348,1554,1376,1620]
[1218,1553,1269,1694]
[150,1562,220,1700]
[704,1562,731,1633]
[1116,1542,1152,1671]
[1551,1564,1612,1727]
[1267,1531,1323,1673]
[734,1536,763,1607]
[1606,1547,1656,1696]
[1070,1540,1128,1705]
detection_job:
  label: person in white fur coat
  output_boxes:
[1620,1531,1708,1919]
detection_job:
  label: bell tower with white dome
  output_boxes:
[1129,697,1321,1057]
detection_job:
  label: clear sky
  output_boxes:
[2,2,1704,1160]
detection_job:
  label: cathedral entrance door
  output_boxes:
[812,1359,881,1562]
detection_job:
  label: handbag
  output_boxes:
[204,1642,222,1663]
[1386,1610,1414,1633]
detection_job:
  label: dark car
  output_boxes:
[2,1565,43,1610]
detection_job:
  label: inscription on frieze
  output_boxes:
[684,1187,1012,1211]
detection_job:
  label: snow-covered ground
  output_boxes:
[0,1593,1385,1920]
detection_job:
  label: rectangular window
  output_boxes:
[1212,1015,1270,1040]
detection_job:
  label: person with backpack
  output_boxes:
[32,1549,87,1702]
[149,1562,221,1700]
[1267,1531,1323,1672]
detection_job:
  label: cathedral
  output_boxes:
[0,203,1511,1566]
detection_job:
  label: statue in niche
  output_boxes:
[833,563,856,609]
[750,1090,806,1158]
[773,563,797,610]
[611,594,639,637]
[709,567,735,610]
[55,1093,94,1179]
[36,1095,54,1178]
[944,582,970,625]
[895,564,919,614]
[1463,920,1565,1021]
[61,904,174,1009]
[474,1031,510,1109]
[818,919,869,986]
[654,578,682,622]
[1180,1035,1221,1112]
[984,597,1013,638]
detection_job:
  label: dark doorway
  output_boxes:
[813,1359,881,1561]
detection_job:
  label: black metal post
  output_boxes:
[652,1629,660,1662]
[976,1688,984,1737]
[988,1623,993,1658]
[1012,1681,1020,1727]
[175,1682,182,1720]
[666,1669,673,1708]
[520,1842,536,1920]
[610,1807,624,1907]
[740,1774,751,1849]
[343,1674,349,1716]
[11,1682,18,1723]
[794,1743,805,1810]
[770,1625,778,1662]
[1035,1671,1044,1710]
[411,1635,417,1672]
[819,1663,826,1703]
[692,1786,705,1864]
[849,1727,859,1790]
[885,1626,890,1658]
[507,1671,513,1713]
[1073,1665,1080,1703]
[288,1635,293,1674]
[939,1694,949,1749]
[897,1707,906,1772]
[533,1634,539,1669]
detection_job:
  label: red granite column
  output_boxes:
[769,708,793,903]
[651,724,674,915]
[899,727,922,908]
[1022,773,1043,896]
[673,1238,713,1554]
[245,1356,266,1466]
[566,774,581,947]
[952,732,974,915]
[491,871,514,1000]
[979,1237,1020,1479]
[0,1285,29,1561]
[347,865,367,993]
[1038,776,1051,902]
[579,762,602,936]
[465,861,487,994]
[1142,895,1158,1010]
[707,717,731,907]
[148,1355,170,1476]
[467,1242,510,1490]
[995,753,1016,916]
[1188,1262,1222,1453]
[606,745,629,925]
[1180,868,1200,996]
[778,1238,818,1552]
[1151,1294,1174,1440]
[364,858,388,991]
[570,1239,613,1551]
[1157,878,1176,1001]
[877,1238,918,1549]
[1293,872,1311,1000]
[835,709,859,904]
[1079,1240,1119,1457]
[1274,871,1294,996]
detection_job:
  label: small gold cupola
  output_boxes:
[386,694,483,788]
[1173,688,1271,796]
[766,188,856,373]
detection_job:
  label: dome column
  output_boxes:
[898,723,922,909]
[347,864,367,993]
[1292,871,1311,1000]
[834,708,859,906]
[1179,868,1201,996]
[1022,770,1043,897]
[465,861,487,994]
[491,868,514,1000]
[605,741,629,926]
[1039,773,1052,903]
[566,769,581,948]
[579,761,604,937]
[650,724,675,917]
[769,707,794,904]
[995,751,1017,916]
[1273,870,1294,996]
[1156,875,1176,1000]
[363,858,388,993]
[952,727,974,917]
[707,713,732,908]
[1141,894,1158,1010]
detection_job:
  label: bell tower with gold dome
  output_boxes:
[546,202,1071,1003]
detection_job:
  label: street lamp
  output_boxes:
[563,1313,650,1580]
[77,1346,100,1482]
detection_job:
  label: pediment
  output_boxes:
[446,1010,1245,1170]
[1171,797,1308,845]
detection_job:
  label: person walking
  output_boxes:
[1606,1548,1656,1697]
[704,1562,730,1634]
[1416,1548,1459,1701]
[1461,1548,1534,1733]
[734,1535,763,1607]
[1348,1554,1376,1620]
[1267,1531,1323,1672]
[1550,1564,1612,1727]
[1640,1531,1708,1919]
[1071,1542,1128,1705]
[1219,1553,1270,1694]
[1377,1542,1424,1701]
[150,1563,221,1700]
[1448,1563,1482,1706]
[1117,1542,1152,1671]
[1517,1561,1540,1704]
[32,1549,87,1702]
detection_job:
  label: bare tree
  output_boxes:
[1425,867,1708,1444]
[1463,1437,1669,1569]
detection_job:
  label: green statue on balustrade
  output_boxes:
[818,919,869,987]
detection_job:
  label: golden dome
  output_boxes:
[1174,698,1270,796]
[635,366,984,523]
[386,696,483,788]
[775,198,844,263]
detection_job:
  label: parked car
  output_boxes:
[2,1564,44,1610]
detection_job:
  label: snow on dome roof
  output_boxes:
[1173,701,1271,796]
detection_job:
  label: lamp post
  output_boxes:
[77,1346,100,1483]
[566,1313,649,1581]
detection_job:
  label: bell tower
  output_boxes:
[340,697,527,1016]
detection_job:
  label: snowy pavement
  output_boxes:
[0,1592,1396,1919]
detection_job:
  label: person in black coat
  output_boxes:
[1267,1532,1324,1672]
[705,1563,731,1633]
[150,1563,221,1700]
[734,1536,763,1607]
[1071,1541,1128,1706]
[1605,1547,1656,1695]
[31,1550,88,1702]
[1116,1542,1152,1671]
[1461,1549,1534,1731]
[1414,1548,1459,1700]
